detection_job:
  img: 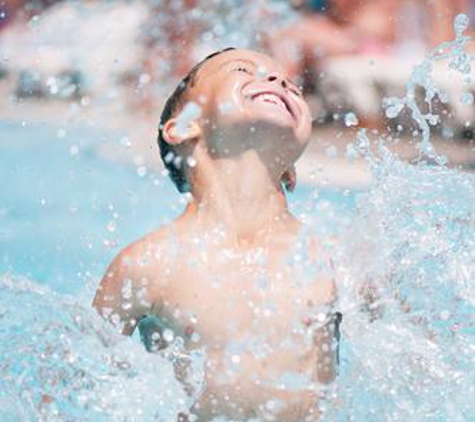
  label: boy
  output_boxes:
[93,48,340,421]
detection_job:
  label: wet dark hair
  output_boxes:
[157,47,235,193]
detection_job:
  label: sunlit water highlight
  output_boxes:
[1,9,475,422]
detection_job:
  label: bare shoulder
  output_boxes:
[92,222,181,334]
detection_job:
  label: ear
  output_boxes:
[162,118,202,146]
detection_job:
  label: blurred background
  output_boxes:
[1,0,474,190]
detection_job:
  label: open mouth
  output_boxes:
[251,92,296,120]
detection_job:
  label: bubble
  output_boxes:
[344,112,359,127]
[69,145,79,156]
[107,221,116,233]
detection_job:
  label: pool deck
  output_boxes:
[1,96,474,189]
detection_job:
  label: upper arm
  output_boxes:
[305,233,339,382]
[92,245,154,336]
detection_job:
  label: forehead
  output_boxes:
[197,48,287,78]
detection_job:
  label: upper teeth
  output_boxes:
[254,93,288,112]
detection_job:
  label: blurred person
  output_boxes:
[268,0,400,87]
[268,0,469,90]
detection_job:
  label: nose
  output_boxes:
[266,72,288,89]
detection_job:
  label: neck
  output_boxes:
[182,148,295,249]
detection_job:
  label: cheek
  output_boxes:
[210,78,248,118]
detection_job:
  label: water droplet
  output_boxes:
[231,354,241,364]
[164,151,174,164]
[459,92,473,105]
[385,104,404,119]
[121,278,132,299]
[120,136,131,148]
[439,310,451,320]
[163,328,175,342]
[69,145,79,156]
[454,13,470,35]
[316,312,326,322]
[56,128,67,139]
[173,156,183,168]
[186,156,197,167]
[138,73,151,85]
[257,65,267,79]
[344,112,359,127]
[175,102,202,136]
[107,221,116,232]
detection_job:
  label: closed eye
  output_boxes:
[233,66,253,75]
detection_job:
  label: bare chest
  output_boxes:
[152,245,330,350]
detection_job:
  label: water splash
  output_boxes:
[0,274,202,421]
[324,14,475,422]
[383,14,474,162]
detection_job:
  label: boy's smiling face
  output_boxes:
[187,49,312,163]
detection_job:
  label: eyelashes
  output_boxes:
[231,66,303,96]
[233,66,253,75]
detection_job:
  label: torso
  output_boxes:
[135,220,336,421]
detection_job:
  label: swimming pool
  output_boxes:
[1,117,474,421]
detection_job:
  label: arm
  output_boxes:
[312,277,340,384]
[92,246,153,336]
[313,306,341,384]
